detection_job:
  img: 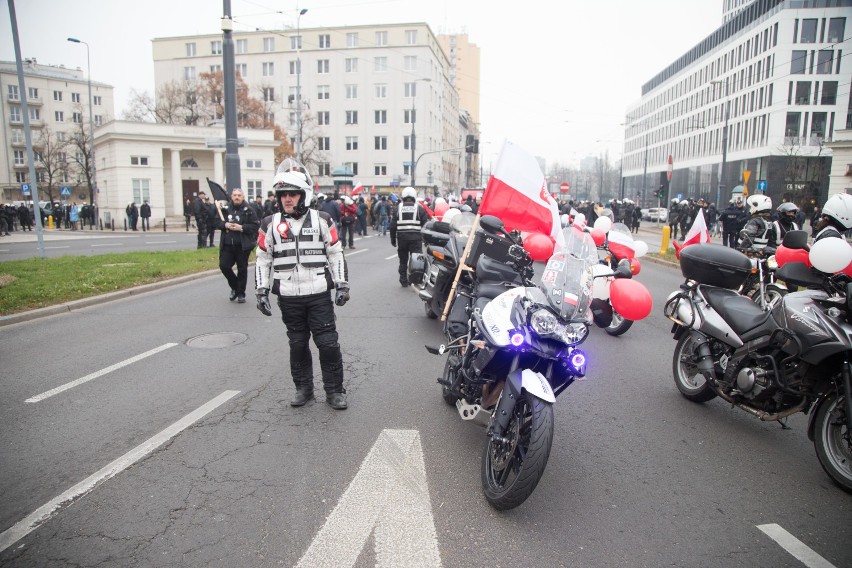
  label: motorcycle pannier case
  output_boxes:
[421,221,452,247]
[679,243,751,289]
[467,228,513,267]
[407,253,427,285]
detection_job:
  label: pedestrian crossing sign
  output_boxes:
[60,186,71,196]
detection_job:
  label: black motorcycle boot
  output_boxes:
[290,387,315,407]
[326,391,348,410]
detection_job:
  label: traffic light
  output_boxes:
[657,185,665,199]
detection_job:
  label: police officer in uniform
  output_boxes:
[720,198,746,248]
[390,186,429,286]
[214,188,259,303]
[772,202,800,241]
[738,194,777,252]
[255,159,350,410]
[813,193,852,242]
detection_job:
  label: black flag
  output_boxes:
[206,178,230,202]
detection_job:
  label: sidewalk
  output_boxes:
[0,225,197,244]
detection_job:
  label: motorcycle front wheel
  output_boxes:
[441,355,461,406]
[813,393,852,494]
[672,333,718,403]
[605,309,633,336]
[481,390,554,510]
[424,301,439,319]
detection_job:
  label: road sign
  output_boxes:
[757,180,767,192]
[60,186,71,197]
[560,182,570,193]
[21,183,31,195]
[666,155,673,182]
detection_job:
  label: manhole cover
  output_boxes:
[186,332,248,349]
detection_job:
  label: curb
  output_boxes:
[0,269,220,328]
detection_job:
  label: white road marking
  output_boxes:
[91,243,123,247]
[0,390,240,553]
[297,429,441,568]
[757,524,837,568]
[25,343,179,403]
[345,249,367,257]
[384,254,397,260]
[43,246,70,250]
[145,241,177,244]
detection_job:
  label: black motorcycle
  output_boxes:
[663,230,852,492]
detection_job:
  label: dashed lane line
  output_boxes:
[757,523,837,568]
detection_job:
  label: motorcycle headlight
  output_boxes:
[767,255,778,270]
[530,309,558,336]
[559,322,589,345]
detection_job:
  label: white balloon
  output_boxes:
[442,208,460,224]
[573,213,586,228]
[560,214,571,228]
[633,240,649,258]
[590,263,611,300]
[809,237,852,274]
[434,197,447,207]
[593,216,612,234]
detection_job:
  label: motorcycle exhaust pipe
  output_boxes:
[715,389,806,421]
[689,331,716,380]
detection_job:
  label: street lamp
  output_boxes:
[295,8,308,160]
[711,77,731,208]
[410,77,431,188]
[66,37,96,214]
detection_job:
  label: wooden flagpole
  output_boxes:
[440,213,480,321]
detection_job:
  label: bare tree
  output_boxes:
[67,113,95,205]
[33,125,70,204]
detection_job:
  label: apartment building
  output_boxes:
[622,0,851,215]
[0,59,114,203]
[152,22,468,195]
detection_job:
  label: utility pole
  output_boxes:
[221,0,240,191]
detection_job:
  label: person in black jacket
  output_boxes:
[192,192,209,249]
[213,188,259,302]
[719,198,748,248]
[206,197,219,247]
[390,187,429,286]
[140,200,151,231]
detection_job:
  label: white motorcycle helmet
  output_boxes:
[401,186,417,201]
[273,158,313,217]
[821,193,852,230]
[343,196,354,206]
[746,194,772,215]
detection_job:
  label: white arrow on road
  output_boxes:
[296,429,442,568]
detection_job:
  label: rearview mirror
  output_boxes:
[479,215,504,235]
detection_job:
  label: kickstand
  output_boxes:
[778,417,791,430]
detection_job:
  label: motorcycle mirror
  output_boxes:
[479,215,505,235]
[782,229,809,251]
[614,259,633,279]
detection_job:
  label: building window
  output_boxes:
[236,39,247,54]
[821,81,838,105]
[318,111,330,125]
[375,164,387,175]
[94,115,102,126]
[816,50,833,74]
[346,33,358,48]
[55,111,64,122]
[130,156,149,166]
[29,108,40,121]
[344,162,358,176]
[185,42,196,57]
[132,179,151,204]
[58,152,66,163]
[93,95,102,105]
[263,37,275,52]
[318,137,330,151]
[405,109,417,124]
[15,172,27,183]
[375,110,387,124]
[184,66,196,81]
[317,60,329,74]
[827,18,846,43]
[346,136,358,150]
[181,158,198,168]
[800,19,817,43]
[375,84,387,98]
[210,64,222,73]
[53,90,62,101]
[404,56,417,71]
[56,131,65,142]
[289,60,301,75]
[374,136,387,150]
[236,63,247,77]
[71,92,80,103]
[317,85,330,100]
[785,112,801,139]
[246,180,262,200]
[319,34,331,48]
[811,112,827,139]
[345,85,358,99]
[211,40,222,55]
[795,81,811,104]
[290,35,302,50]
[404,135,412,150]
[345,110,358,125]
[27,87,38,99]
[345,58,358,72]
[375,31,388,46]
[374,57,387,72]
[318,162,331,176]
[263,87,275,102]
[11,129,23,144]
[8,85,19,100]
[263,62,274,76]
[790,50,807,74]
[405,30,417,45]
[13,150,24,166]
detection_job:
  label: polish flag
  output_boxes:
[351,182,364,196]
[479,140,563,246]
[672,210,711,259]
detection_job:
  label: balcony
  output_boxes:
[26,96,43,106]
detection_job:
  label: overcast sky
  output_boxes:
[1,0,723,169]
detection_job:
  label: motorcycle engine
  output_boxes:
[722,354,773,401]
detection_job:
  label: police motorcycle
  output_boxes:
[427,220,609,509]
[663,230,852,492]
[737,246,787,310]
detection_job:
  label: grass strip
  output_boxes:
[0,248,224,315]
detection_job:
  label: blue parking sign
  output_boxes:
[21,183,31,195]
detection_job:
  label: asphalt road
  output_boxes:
[0,231,850,567]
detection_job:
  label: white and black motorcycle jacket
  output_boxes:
[255,209,347,297]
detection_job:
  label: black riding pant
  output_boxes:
[219,244,251,294]
[278,292,344,395]
[397,233,422,285]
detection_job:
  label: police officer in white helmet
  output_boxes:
[390,186,429,286]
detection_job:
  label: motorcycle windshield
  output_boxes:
[449,212,477,237]
[538,226,597,321]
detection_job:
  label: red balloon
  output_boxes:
[775,244,811,267]
[843,260,852,278]
[630,258,642,276]
[610,279,652,321]
[523,232,555,262]
[433,201,449,219]
[590,228,606,246]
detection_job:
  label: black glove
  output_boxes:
[256,287,272,316]
[335,283,350,307]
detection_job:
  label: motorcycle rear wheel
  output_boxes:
[425,301,439,319]
[749,284,786,310]
[481,390,554,510]
[605,309,633,336]
[813,393,852,494]
[672,333,718,403]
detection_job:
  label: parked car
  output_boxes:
[641,208,651,221]
[648,207,668,222]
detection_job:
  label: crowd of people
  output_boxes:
[0,202,101,235]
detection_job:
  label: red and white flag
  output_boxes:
[479,140,563,246]
[672,210,710,258]
[351,182,364,196]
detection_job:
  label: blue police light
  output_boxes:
[510,332,525,347]
[569,350,587,375]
